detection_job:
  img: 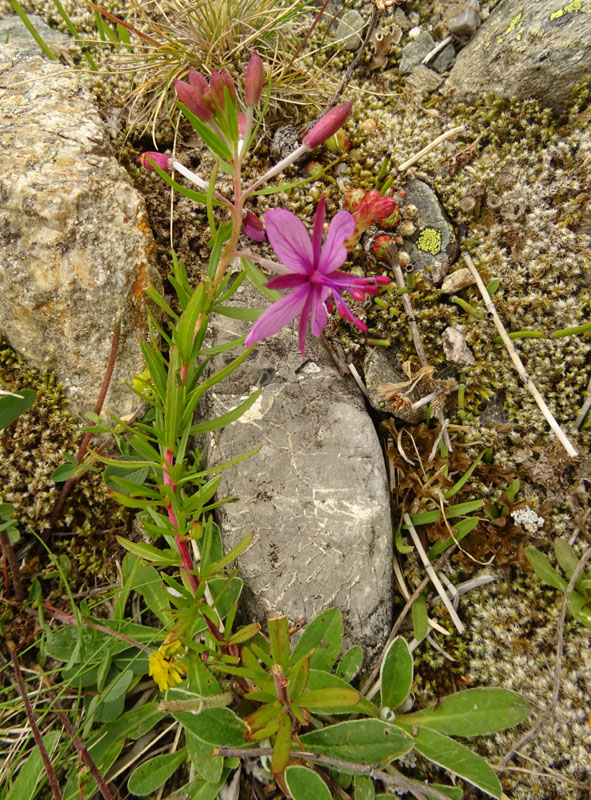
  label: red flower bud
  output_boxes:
[245,51,264,106]
[303,102,353,149]
[242,210,265,242]
[174,78,212,122]
[137,152,172,172]
[220,67,237,104]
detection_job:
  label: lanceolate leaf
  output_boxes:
[380,637,413,711]
[306,670,378,716]
[189,389,261,434]
[271,713,292,775]
[127,748,187,795]
[299,719,413,765]
[525,546,567,591]
[285,766,331,800]
[406,727,501,798]
[0,388,36,430]
[336,645,363,682]
[401,689,530,737]
[115,537,180,566]
[174,707,247,747]
[290,608,343,671]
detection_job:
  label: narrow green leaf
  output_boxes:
[51,463,81,483]
[190,390,260,435]
[6,731,60,800]
[285,766,331,800]
[425,785,463,800]
[241,257,282,302]
[269,615,290,671]
[354,774,375,800]
[271,713,292,775]
[174,708,247,747]
[115,537,180,566]
[428,517,480,559]
[307,670,378,716]
[179,103,232,160]
[211,304,264,321]
[336,645,363,682]
[444,450,485,499]
[176,283,206,363]
[299,686,360,711]
[412,592,429,641]
[127,748,187,795]
[187,733,223,783]
[164,346,184,449]
[299,719,413,766]
[402,689,530,736]
[525,546,567,591]
[8,1,58,59]
[101,668,133,704]
[406,499,484,527]
[554,538,581,582]
[408,727,501,797]
[380,637,413,711]
[290,608,343,671]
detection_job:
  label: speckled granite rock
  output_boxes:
[0,44,161,416]
[203,282,393,653]
[447,0,591,112]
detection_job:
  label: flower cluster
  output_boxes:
[148,640,188,691]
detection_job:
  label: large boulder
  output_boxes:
[204,283,394,654]
[446,0,591,112]
[0,41,160,416]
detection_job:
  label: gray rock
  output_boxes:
[0,46,161,417]
[334,10,365,52]
[392,8,413,32]
[431,42,456,74]
[204,283,393,653]
[447,0,591,112]
[399,179,459,275]
[405,65,444,97]
[447,3,481,37]
[0,14,73,52]
[399,31,435,75]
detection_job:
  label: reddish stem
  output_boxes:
[8,643,63,800]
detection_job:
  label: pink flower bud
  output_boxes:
[303,102,353,149]
[245,51,264,106]
[220,67,238,104]
[242,210,265,242]
[344,190,398,250]
[137,152,172,172]
[174,78,212,122]
[209,69,236,111]
[188,67,208,94]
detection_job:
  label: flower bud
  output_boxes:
[245,51,264,106]
[209,69,227,111]
[174,78,212,122]
[137,151,172,172]
[242,210,265,242]
[219,67,237,104]
[303,102,353,149]
[344,190,398,250]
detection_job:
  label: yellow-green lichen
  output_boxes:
[497,12,523,44]
[550,0,590,20]
[416,227,442,255]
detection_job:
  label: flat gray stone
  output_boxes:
[447,0,591,112]
[334,9,365,51]
[204,283,393,653]
[399,179,459,275]
[0,45,161,417]
[400,31,435,75]
[447,2,481,37]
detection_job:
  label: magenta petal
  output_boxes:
[318,210,355,274]
[311,196,326,266]
[266,273,308,290]
[244,286,309,347]
[297,290,314,358]
[310,286,329,336]
[265,209,314,273]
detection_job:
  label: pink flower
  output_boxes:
[244,197,390,357]
[136,152,172,171]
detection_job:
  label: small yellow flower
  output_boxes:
[149,640,188,692]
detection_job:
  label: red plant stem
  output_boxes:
[42,604,152,651]
[163,446,200,594]
[41,681,114,800]
[0,530,24,602]
[8,643,63,800]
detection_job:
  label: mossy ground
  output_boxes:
[1,1,591,798]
